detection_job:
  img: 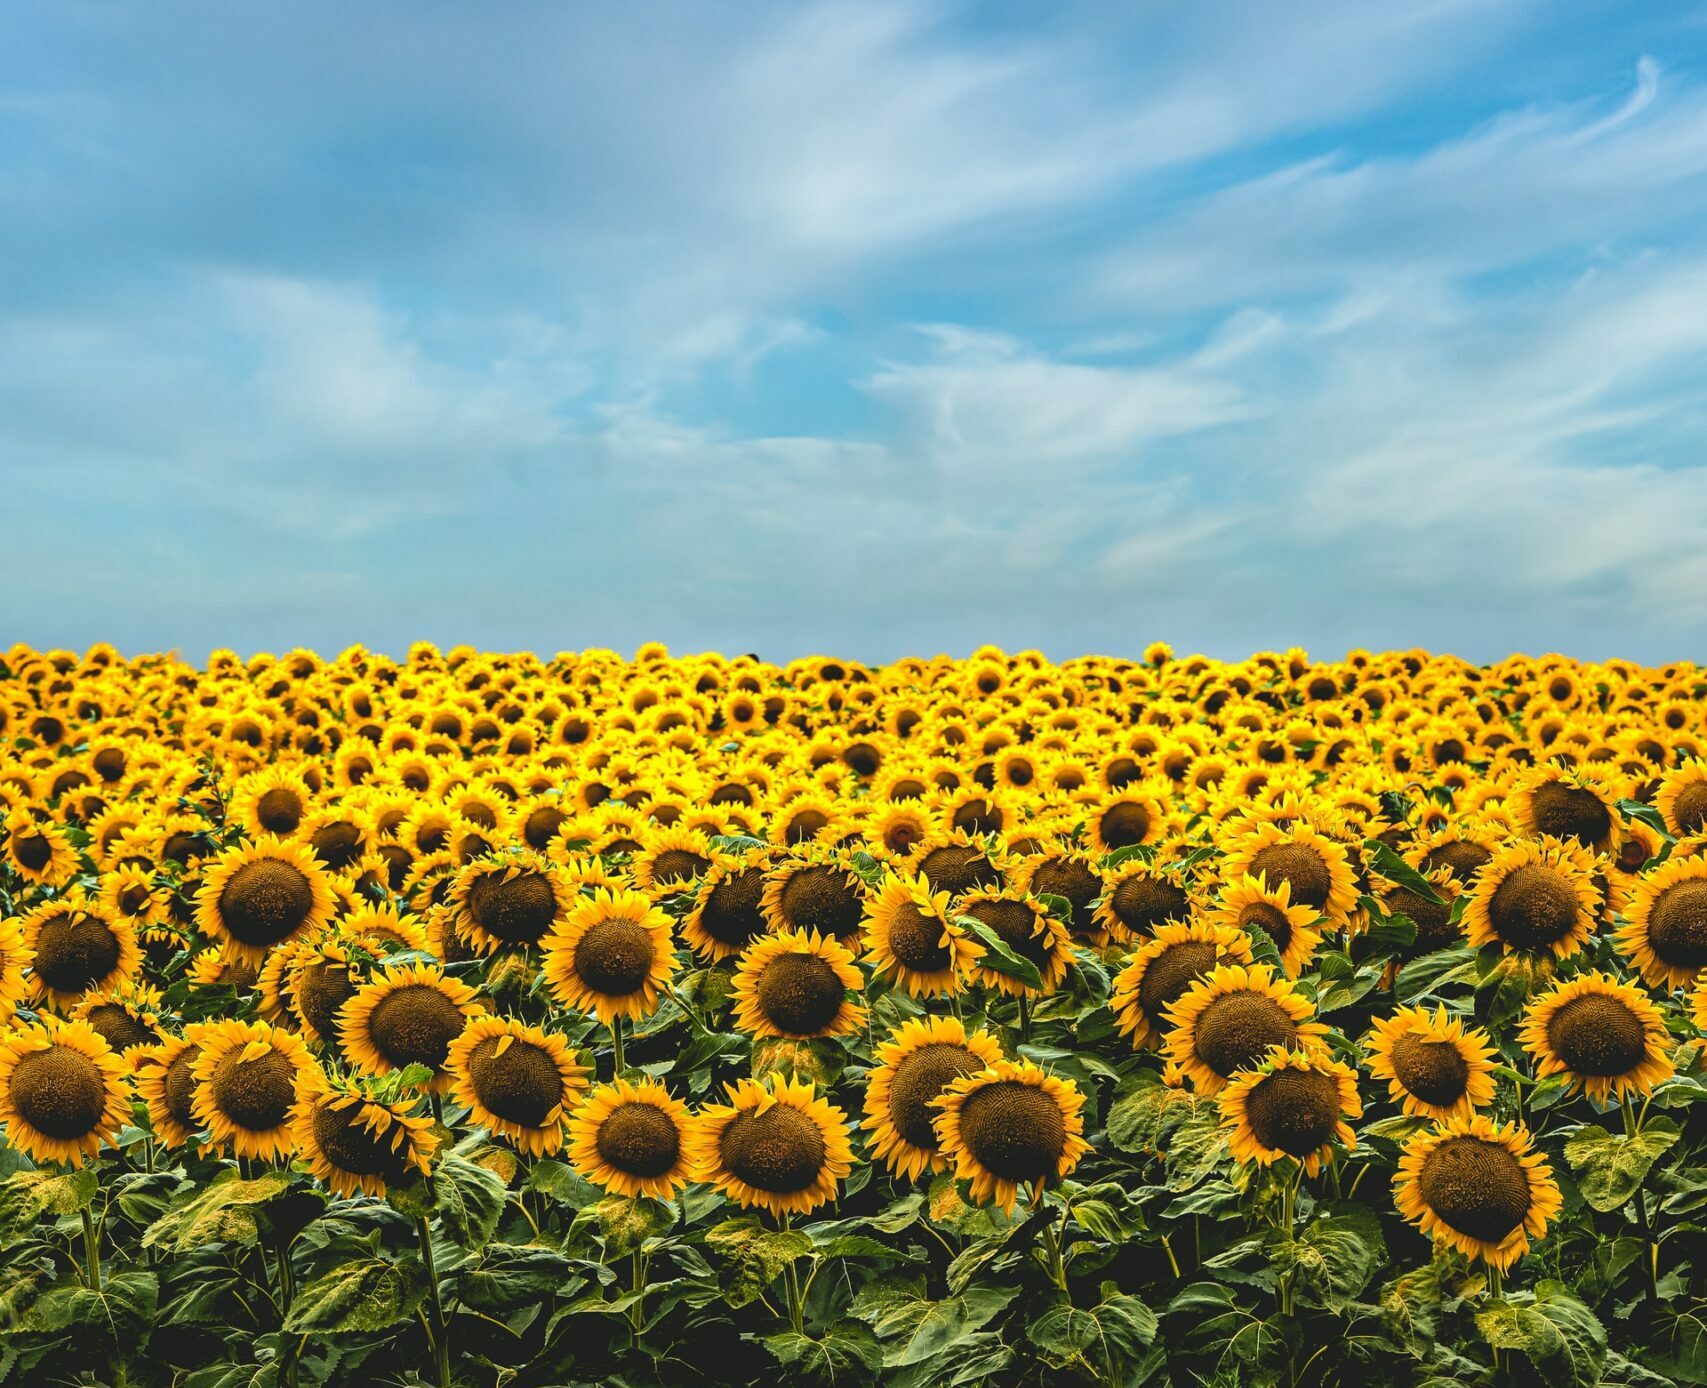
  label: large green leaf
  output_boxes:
[1563,1119,1680,1212]
[1281,1204,1387,1313]
[17,1271,157,1348]
[1027,1283,1158,1380]
[142,1170,294,1253]
[432,1154,507,1247]
[849,1274,1015,1368]
[762,1322,884,1384]
[705,1214,813,1309]
[283,1257,428,1335]
[1473,1282,1607,1388]
[0,1169,97,1240]
[953,914,1045,991]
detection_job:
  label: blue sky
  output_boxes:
[4,1,1707,665]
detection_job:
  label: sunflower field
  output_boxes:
[0,641,1704,1388]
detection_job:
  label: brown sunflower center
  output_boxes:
[650,848,711,888]
[883,900,951,974]
[1239,901,1293,953]
[1545,993,1649,1077]
[1028,859,1101,937]
[1487,864,1581,949]
[1647,879,1707,967]
[962,899,1051,973]
[1529,781,1612,848]
[163,830,208,866]
[210,1047,296,1131]
[1385,886,1456,952]
[10,1045,107,1140]
[887,1043,981,1149]
[218,858,316,947]
[14,833,52,872]
[33,913,121,993]
[523,806,568,850]
[1192,991,1298,1078]
[699,868,768,948]
[86,1004,158,1054]
[719,1103,827,1194]
[467,870,559,945]
[1097,801,1152,849]
[754,953,846,1035]
[92,748,127,782]
[951,798,1002,836]
[309,821,363,871]
[917,845,1001,896]
[573,918,657,997]
[1417,1136,1532,1243]
[784,809,830,844]
[255,788,305,835]
[1673,781,1707,836]
[594,1101,681,1177]
[311,1102,412,1181]
[1136,941,1221,1022]
[164,1044,202,1130]
[466,1034,563,1128]
[1246,844,1332,912]
[366,985,467,1071]
[1424,840,1493,884]
[955,1080,1067,1182]
[1110,874,1189,935]
[1389,1033,1470,1106]
[778,866,864,939]
[1243,1067,1340,1155]
[297,961,356,1041]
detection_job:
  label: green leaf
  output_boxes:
[1105,1071,1189,1156]
[433,1154,507,1247]
[1362,839,1446,905]
[525,1158,602,1209]
[596,1194,674,1254]
[1474,1282,1607,1388]
[1163,1106,1227,1190]
[0,1169,97,1239]
[705,1214,814,1309]
[283,1256,429,1334]
[953,914,1044,991]
[19,1270,157,1349]
[1027,1283,1157,1379]
[849,1275,1016,1368]
[141,1171,293,1253]
[1394,946,1478,1004]
[1563,1118,1680,1212]
[762,1322,884,1383]
[1282,1204,1387,1313]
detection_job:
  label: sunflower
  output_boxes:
[1110,920,1254,1050]
[341,903,430,956]
[632,824,715,893]
[1094,860,1192,941]
[542,888,678,1025]
[1221,821,1359,928]
[1086,788,1167,855]
[291,1068,439,1198]
[338,962,483,1091]
[862,1015,1004,1180]
[912,830,1008,897]
[195,838,337,965]
[1162,963,1329,1095]
[446,850,574,955]
[296,807,375,874]
[1365,1005,1497,1121]
[731,930,866,1040]
[73,980,164,1055]
[1220,1046,1361,1176]
[1394,1115,1562,1271]
[681,849,773,962]
[3,808,80,887]
[689,1074,854,1218]
[96,864,169,935]
[760,849,868,943]
[1519,971,1674,1102]
[869,801,933,860]
[189,1018,314,1160]
[861,874,980,998]
[1657,760,1707,838]
[21,897,141,1013]
[1208,873,1323,977]
[231,766,316,840]
[0,1015,131,1166]
[1016,848,1107,943]
[566,1076,696,1199]
[446,1014,589,1156]
[134,1026,212,1147]
[286,936,367,1045]
[958,887,1073,996]
[0,914,34,1024]
[932,1059,1090,1214]
[1618,854,1707,989]
[1462,836,1601,959]
[187,948,261,991]
[1509,763,1623,855]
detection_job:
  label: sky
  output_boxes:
[4,0,1707,667]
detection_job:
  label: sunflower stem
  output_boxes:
[416,1216,452,1388]
[1487,1265,1503,1373]
[611,1017,626,1079]
[275,1238,300,1388]
[80,1204,102,1292]
[629,1250,647,1336]
[1017,993,1031,1044]
[1160,1233,1181,1280]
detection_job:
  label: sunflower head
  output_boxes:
[22,897,140,1012]
[1016,849,1105,942]
[689,1074,854,1217]
[566,1076,695,1199]
[446,1014,589,1156]
[292,1068,439,1198]
[682,849,773,961]
[912,830,1008,898]
[932,1059,1090,1214]
[195,838,337,964]
[542,888,678,1026]
[1210,873,1323,977]
[1618,854,1707,989]
[447,850,573,954]
[862,1015,1004,1180]
[134,1026,212,1148]
[958,888,1072,997]
[731,930,867,1040]
[189,1018,313,1161]
[1087,789,1165,855]
[338,962,483,1092]
[0,1015,131,1166]
[1658,760,1707,839]
[1394,1114,1562,1271]
[73,981,164,1055]
[1221,821,1358,928]
[632,824,716,893]
[1365,1005,1497,1121]
[1463,836,1600,959]
[1519,971,1675,1102]
[1110,920,1253,1050]
[1220,1046,1361,1176]
[1162,963,1328,1094]
[760,849,868,943]
[1095,860,1192,941]
[861,874,980,998]
[1509,764,1624,854]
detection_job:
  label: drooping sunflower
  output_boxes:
[681,849,773,962]
[338,962,483,1091]
[1221,821,1359,928]
[1014,848,1105,943]
[1162,963,1329,1095]
[291,1068,439,1198]
[861,874,981,998]
[1208,873,1323,978]
[134,1025,212,1148]
[1656,759,1707,839]
[932,1059,1090,1214]
[912,830,1008,898]
[1094,859,1192,941]
[632,824,716,893]
[1462,836,1601,959]
[566,1076,696,1199]
[730,930,866,1040]
[1508,763,1623,855]
[189,1018,314,1161]
[958,887,1073,997]
[286,936,368,1046]
[446,1014,589,1156]
[1518,971,1674,1102]
[0,1015,132,1166]
[3,808,80,887]
[73,980,164,1055]
[689,1074,854,1218]
[862,1015,1005,1180]
[195,838,337,965]
[1394,1115,1562,1271]
[21,897,141,1013]
[1365,1005,1498,1122]
[187,947,261,992]
[446,850,574,954]
[1220,1046,1361,1176]
[868,801,933,860]
[1110,920,1253,1050]
[0,913,34,1023]
[760,849,868,944]
[1618,854,1707,990]
[542,888,678,1025]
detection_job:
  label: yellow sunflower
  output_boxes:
[1110,920,1253,1050]
[1394,1115,1562,1271]
[681,849,773,962]
[1221,821,1359,928]
[1014,848,1106,943]
[911,829,1008,898]
[1094,860,1193,941]
[861,874,980,998]
[73,980,164,1055]
[446,850,574,954]
[195,838,337,965]
[689,1074,854,1218]
[134,1025,213,1148]
[958,887,1073,997]
[760,849,868,944]
[189,1018,314,1161]
[0,1015,131,1166]
[1162,963,1329,1095]
[1518,971,1674,1103]
[541,888,677,1025]
[932,1059,1090,1214]
[21,897,140,1013]
[1462,836,1601,959]
[1220,1046,1361,1176]
[1656,760,1707,839]
[1365,1005,1497,1122]
[230,765,317,841]
[1208,873,1323,978]
[1086,788,1167,855]
[1618,855,1707,990]
[730,930,866,1040]
[631,824,716,893]
[3,808,80,887]
[446,1015,588,1157]
[862,1015,1004,1180]
[566,1076,696,1199]
[0,914,33,1024]
[338,962,483,1092]
[291,1068,439,1198]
